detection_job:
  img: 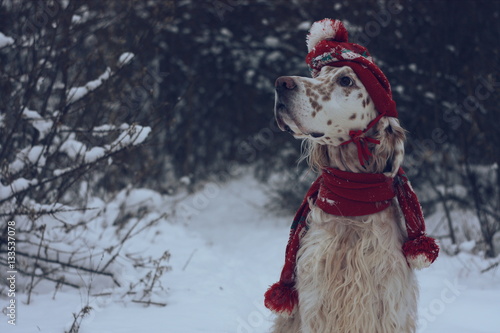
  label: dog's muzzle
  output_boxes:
[274,76,299,134]
[274,76,324,138]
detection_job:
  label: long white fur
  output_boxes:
[272,67,417,333]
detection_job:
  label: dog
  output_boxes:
[265,19,438,333]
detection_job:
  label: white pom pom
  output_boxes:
[406,253,432,270]
[306,19,346,52]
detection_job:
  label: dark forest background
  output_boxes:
[0,0,499,289]
[3,0,498,184]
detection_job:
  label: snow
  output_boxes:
[266,51,281,62]
[106,124,151,152]
[394,85,405,94]
[1,175,499,332]
[264,36,280,47]
[0,177,37,200]
[92,124,117,137]
[320,196,337,206]
[297,21,311,31]
[424,92,436,100]
[67,68,112,103]
[114,187,164,215]
[0,32,14,48]
[72,14,82,24]
[446,45,456,52]
[22,108,53,139]
[11,177,35,192]
[220,28,233,38]
[458,240,476,253]
[27,145,45,164]
[53,167,72,177]
[60,136,87,159]
[84,146,106,163]
[9,145,46,173]
[117,52,135,67]
[180,176,191,185]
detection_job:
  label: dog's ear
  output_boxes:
[372,117,406,177]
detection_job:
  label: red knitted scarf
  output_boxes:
[264,167,439,317]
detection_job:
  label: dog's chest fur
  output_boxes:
[295,202,418,333]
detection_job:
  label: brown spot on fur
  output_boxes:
[337,129,342,133]
[311,100,319,110]
[361,113,365,120]
[306,75,338,102]
[325,136,331,140]
[357,92,363,99]
[338,137,345,142]
[349,113,357,120]
[323,90,333,101]
[327,120,332,126]
[363,97,371,108]
[344,89,352,97]
[312,111,316,118]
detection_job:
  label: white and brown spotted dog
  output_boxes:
[266,19,439,333]
[272,67,418,332]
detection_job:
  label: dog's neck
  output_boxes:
[306,117,405,176]
[306,129,399,173]
[327,129,385,174]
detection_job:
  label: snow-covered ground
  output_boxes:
[1,175,500,333]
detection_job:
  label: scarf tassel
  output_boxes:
[264,281,298,317]
[396,168,439,269]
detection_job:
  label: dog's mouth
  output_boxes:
[275,104,324,139]
[275,103,295,132]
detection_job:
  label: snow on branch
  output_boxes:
[0,31,14,48]
[67,67,112,103]
[118,52,135,67]
[106,123,152,153]
[22,108,54,139]
[66,52,135,104]
[0,178,38,201]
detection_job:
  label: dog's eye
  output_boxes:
[339,76,353,87]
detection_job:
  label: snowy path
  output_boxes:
[1,176,500,332]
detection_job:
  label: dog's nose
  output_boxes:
[275,76,297,91]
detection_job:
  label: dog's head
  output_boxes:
[274,19,407,175]
[274,66,378,146]
[274,65,406,176]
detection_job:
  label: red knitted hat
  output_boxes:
[305,18,398,119]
